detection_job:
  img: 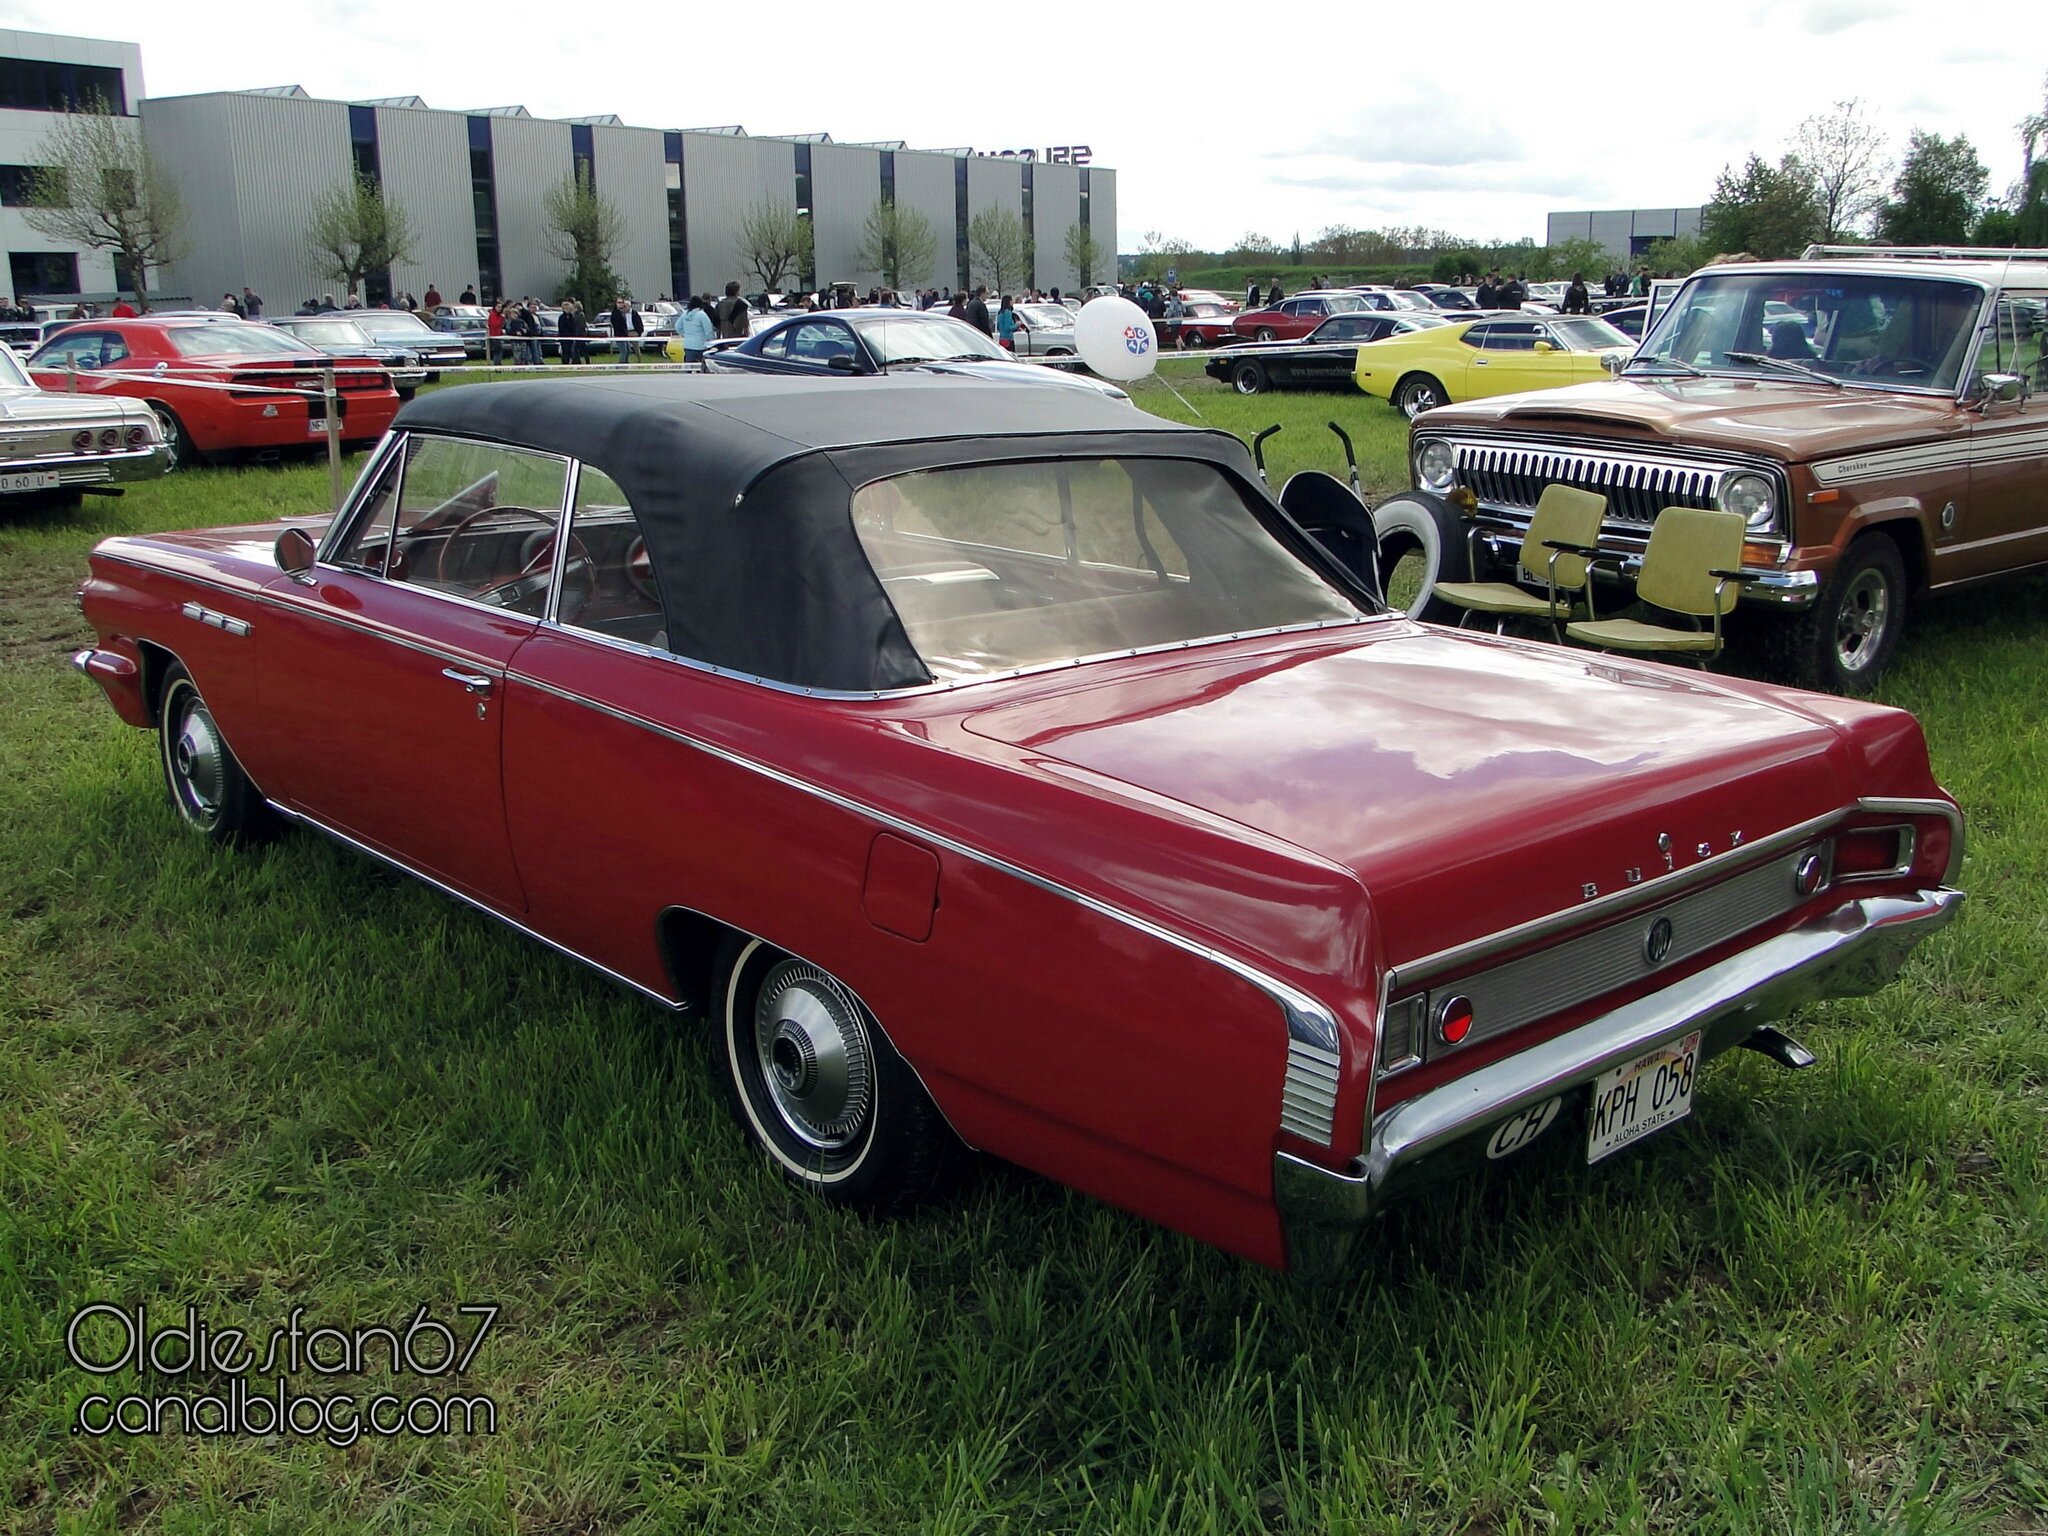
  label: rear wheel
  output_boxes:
[158,663,270,843]
[1393,373,1449,419]
[716,937,959,1211]
[1181,330,1205,349]
[1231,361,1267,395]
[1252,327,1276,342]
[148,403,194,471]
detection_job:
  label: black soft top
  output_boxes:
[393,374,1261,692]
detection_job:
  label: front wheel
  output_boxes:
[1393,373,1449,419]
[1760,534,1909,694]
[158,663,270,843]
[1231,361,1267,395]
[716,937,959,1211]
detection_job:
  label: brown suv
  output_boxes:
[1372,246,2048,691]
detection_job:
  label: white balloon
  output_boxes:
[1073,296,1159,381]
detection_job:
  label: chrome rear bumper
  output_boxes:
[1275,887,1963,1279]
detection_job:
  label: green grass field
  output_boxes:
[2,374,2044,1534]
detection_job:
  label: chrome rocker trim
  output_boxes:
[1275,885,1963,1280]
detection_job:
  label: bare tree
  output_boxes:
[1792,99,1891,239]
[543,166,627,311]
[21,97,184,310]
[854,201,936,289]
[735,200,813,294]
[308,175,419,302]
[1063,223,1103,288]
[968,206,1029,293]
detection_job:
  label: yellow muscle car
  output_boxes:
[1355,313,1634,418]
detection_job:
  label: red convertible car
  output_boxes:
[1230,291,1370,342]
[72,375,1964,1275]
[28,316,401,469]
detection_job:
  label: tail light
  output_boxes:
[1436,996,1476,1045]
[125,425,147,447]
[1833,824,1914,881]
[98,427,119,450]
[72,429,93,450]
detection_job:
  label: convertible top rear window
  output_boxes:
[851,457,1362,681]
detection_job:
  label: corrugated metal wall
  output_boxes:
[201,94,354,310]
[1031,162,1081,294]
[965,155,1023,293]
[811,142,880,291]
[376,105,476,303]
[1090,170,1117,283]
[141,96,244,303]
[591,123,671,300]
[487,114,572,300]
[681,134,796,294]
[891,150,956,293]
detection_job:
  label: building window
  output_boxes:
[468,116,502,303]
[1079,168,1091,232]
[0,56,128,115]
[664,132,688,299]
[347,106,390,304]
[954,157,969,290]
[10,250,81,297]
[1020,162,1035,293]
[571,123,594,188]
[879,151,895,208]
[794,144,814,290]
[0,164,47,207]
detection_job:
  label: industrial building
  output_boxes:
[0,27,1115,309]
[1546,207,1706,261]
[0,29,146,303]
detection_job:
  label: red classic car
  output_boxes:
[1230,291,1371,343]
[72,375,1964,1276]
[28,316,401,469]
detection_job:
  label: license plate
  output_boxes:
[0,469,59,492]
[308,418,333,436]
[1587,1030,1699,1163]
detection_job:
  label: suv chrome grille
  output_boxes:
[1448,438,1734,527]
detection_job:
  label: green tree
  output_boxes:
[21,96,183,310]
[1702,154,1824,259]
[1876,131,1988,245]
[1639,233,1716,277]
[542,166,627,312]
[2015,76,2047,244]
[1225,231,1282,264]
[307,174,419,302]
[854,200,936,289]
[733,199,812,295]
[1062,222,1103,288]
[1533,237,1609,283]
[968,206,1030,293]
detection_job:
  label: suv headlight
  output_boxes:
[1414,437,1456,491]
[1718,471,1776,531]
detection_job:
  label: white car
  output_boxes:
[1009,302,1078,358]
[0,342,166,505]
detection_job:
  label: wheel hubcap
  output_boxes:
[1835,568,1890,671]
[170,695,225,823]
[753,960,873,1151]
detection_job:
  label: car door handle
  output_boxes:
[441,667,493,695]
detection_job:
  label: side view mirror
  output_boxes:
[275,526,317,582]
[1978,373,2026,409]
[827,354,858,373]
[1603,353,1626,378]
[1532,340,1557,354]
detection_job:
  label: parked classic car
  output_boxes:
[0,341,166,506]
[72,373,1964,1275]
[268,314,430,397]
[27,318,402,469]
[331,308,469,377]
[1008,302,1079,358]
[430,304,491,358]
[1381,248,2048,692]
[1230,291,1370,342]
[1165,302,1240,349]
[1206,313,1450,394]
[1353,313,1634,418]
[707,308,1120,393]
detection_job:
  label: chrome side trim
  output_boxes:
[265,800,682,1011]
[1388,807,1848,992]
[1279,1039,1342,1143]
[1275,886,1965,1279]
[508,670,1351,1140]
[179,600,252,637]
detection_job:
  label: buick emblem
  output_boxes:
[1644,916,1675,966]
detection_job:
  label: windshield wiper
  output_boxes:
[1624,353,1703,377]
[1723,350,1844,389]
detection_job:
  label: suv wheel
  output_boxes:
[1765,534,1909,694]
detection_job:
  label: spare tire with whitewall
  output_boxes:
[1754,532,1910,695]
[1371,492,1471,623]
[714,934,960,1211]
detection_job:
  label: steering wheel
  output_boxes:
[625,536,661,604]
[430,506,592,611]
[1863,356,1932,379]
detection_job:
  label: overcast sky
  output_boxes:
[7,0,2044,250]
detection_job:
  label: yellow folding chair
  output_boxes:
[1565,506,1755,662]
[1433,483,1607,636]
